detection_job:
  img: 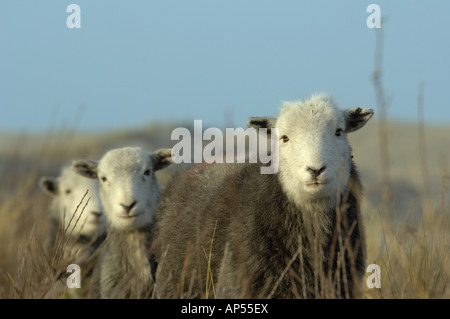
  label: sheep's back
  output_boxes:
[154,162,285,297]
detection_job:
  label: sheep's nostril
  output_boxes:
[317,166,327,176]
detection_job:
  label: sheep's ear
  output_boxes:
[344,107,374,133]
[247,117,277,130]
[247,117,277,135]
[39,177,59,196]
[71,160,99,179]
[151,148,173,171]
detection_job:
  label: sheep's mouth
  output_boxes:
[305,181,328,188]
[306,181,327,185]
[116,212,143,219]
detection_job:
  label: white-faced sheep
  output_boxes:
[72,146,173,298]
[154,94,373,298]
[39,166,106,297]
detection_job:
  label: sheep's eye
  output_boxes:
[335,128,343,137]
[65,189,71,195]
[281,135,290,143]
[101,176,107,182]
[143,169,151,176]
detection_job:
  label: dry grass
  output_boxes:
[363,199,449,299]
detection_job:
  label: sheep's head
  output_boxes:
[72,147,173,230]
[40,166,105,238]
[248,94,373,208]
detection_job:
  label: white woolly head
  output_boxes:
[72,147,173,231]
[248,94,373,209]
[40,166,105,238]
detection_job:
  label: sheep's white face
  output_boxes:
[249,94,373,208]
[277,98,350,206]
[72,147,173,231]
[97,148,161,230]
[40,167,105,238]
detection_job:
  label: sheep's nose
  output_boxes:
[120,201,137,214]
[91,211,102,218]
[307,166,327,178]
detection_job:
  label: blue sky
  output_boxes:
[1,1,449,132]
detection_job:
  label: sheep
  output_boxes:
[72,146,173,298]
[153,94,373,298]
[39,166,106,297]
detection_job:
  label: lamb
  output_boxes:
[154,94,373,298]
[72,146,173,298]
[39,166,106,297]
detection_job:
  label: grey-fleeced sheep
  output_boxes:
[154,94,373,298]
[72,146,173,298]
[39,165,106,297]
